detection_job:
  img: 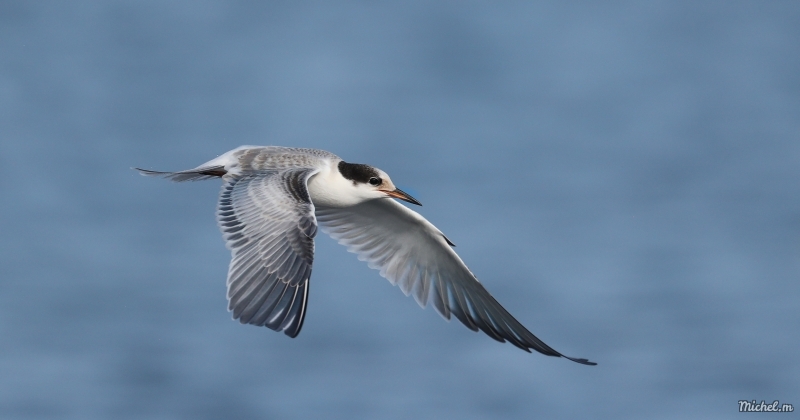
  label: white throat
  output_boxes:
[307,161,377,208]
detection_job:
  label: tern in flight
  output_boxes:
[136,146,595,365]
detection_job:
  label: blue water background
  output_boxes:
[1,2,798,418]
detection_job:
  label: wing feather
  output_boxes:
[218,169,318,337]
[316,198,595,365]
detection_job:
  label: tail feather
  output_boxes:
[133,166,227,182]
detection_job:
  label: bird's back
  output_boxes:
[225,146,339,174]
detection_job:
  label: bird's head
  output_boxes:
[337,161,421,206]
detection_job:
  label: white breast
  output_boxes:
[307,160,365,208]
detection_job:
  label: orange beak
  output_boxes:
[383,188,422,206]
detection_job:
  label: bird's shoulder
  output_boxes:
[232,146,341,172]
[221,146,340,175]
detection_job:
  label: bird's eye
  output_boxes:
[368,177,381,186]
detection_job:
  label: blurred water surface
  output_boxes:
[1,1,798,419]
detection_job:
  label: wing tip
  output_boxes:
[281,280,310,338]
[562,355,597,366]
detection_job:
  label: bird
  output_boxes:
[135,146,596,365]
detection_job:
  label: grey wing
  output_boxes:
[218,169,318,338]
[316,199,595,365]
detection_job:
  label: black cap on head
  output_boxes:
[338,161,380,184]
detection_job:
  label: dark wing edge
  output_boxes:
[457,281,597,365]
[218,171,317,338]
[416,257,597,366]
